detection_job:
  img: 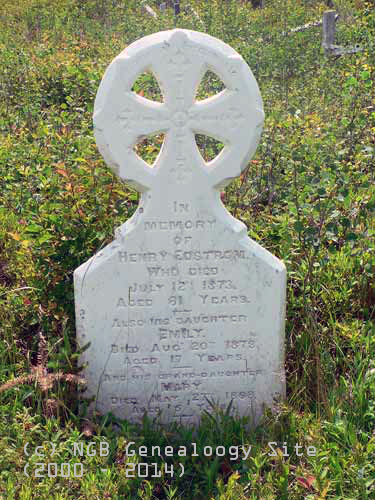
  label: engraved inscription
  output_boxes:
[118,248,247,263]
[198,294,251,305]
[116,297,153,307]
[144,219,216,231]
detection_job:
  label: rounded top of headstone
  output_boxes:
[94,28,264,192]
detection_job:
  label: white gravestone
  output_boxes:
[74,29,287,426]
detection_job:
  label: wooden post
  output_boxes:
[322,10,336,53]
[174,0,180,16]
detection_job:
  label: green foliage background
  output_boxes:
[0,0,375,498]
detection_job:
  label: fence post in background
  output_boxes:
[174,0,180,16]
[322,10,336,54]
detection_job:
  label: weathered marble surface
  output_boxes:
[74,28,287,426]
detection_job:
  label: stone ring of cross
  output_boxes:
[93,29,264,192]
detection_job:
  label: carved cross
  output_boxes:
[93,29,264,192]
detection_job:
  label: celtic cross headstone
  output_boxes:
[74,29,287,426]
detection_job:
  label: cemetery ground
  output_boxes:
[0,0,375,498]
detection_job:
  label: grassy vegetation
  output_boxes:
[1,0,375,498]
